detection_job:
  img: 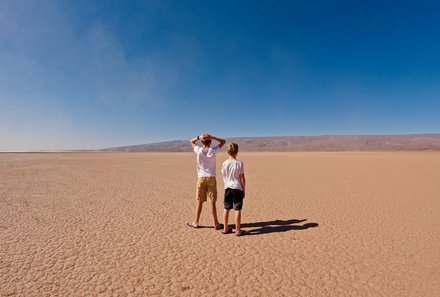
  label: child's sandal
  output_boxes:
[236,230,248,237]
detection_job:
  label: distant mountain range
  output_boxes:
[101,134,440,152]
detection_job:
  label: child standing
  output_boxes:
[221,143,247,236]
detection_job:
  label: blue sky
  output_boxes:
[1,0,439,151]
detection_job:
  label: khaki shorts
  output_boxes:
[196,177,217,202]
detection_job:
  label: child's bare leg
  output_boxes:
[235,210,242,234]
[210,202,221,228]
[223,209,230,232]
[192,201,203,226]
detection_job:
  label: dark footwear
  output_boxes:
[236,230,248,237]
[187,223,200,229]
[221,229,233,234]
[215,224,224,230]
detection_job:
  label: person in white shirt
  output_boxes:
[188,133,225,230]
[221,143,247,236]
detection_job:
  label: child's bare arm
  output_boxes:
[240,173,246,197]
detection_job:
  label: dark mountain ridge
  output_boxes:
[102,134,440,152]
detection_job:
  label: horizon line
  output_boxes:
[2,133,440,153]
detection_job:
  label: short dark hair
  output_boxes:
[201,139,212,146]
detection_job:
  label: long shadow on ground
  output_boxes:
[236,219,319,235]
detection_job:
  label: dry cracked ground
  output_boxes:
[1,152,439,296]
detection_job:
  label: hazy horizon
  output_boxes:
[1,0,439,151]
[2,133,440,152]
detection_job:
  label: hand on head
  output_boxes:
[201,133,211,141]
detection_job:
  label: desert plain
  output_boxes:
[0,152,439,297]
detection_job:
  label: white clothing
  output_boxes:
[221,159,245,191]
[194,145,221,177]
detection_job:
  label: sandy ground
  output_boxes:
[0,152,439,297]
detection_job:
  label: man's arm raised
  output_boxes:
[209,135,226,148]
[190,134,205,148]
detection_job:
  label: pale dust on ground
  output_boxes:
[0,152,439,297]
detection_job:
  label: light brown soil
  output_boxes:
[1,152,439,296]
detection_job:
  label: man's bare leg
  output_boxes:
[223,209,230,232]
[210,202,222,229]
[191,201,203,227]
[235,210,241,234]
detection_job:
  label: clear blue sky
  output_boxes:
[1,0,439,151]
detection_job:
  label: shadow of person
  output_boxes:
[241,219,307,228]
[233,219,318,235]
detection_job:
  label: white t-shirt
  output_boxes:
[194,145,221,177]
[221,159,245,191]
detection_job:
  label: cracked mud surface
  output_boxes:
[1,152,439,296]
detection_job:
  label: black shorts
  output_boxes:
[224,188,244,210]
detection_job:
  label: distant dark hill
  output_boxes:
[101,134,440,152]
[103,140,188,152]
